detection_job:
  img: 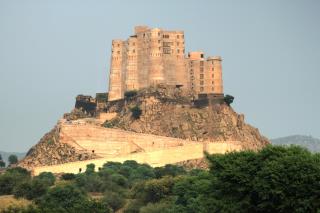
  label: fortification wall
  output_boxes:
[32,141,242,175]
[59,123,189,158]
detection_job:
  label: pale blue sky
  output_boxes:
[0,0,319,152]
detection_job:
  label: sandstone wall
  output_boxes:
[59,122,190,158]
[32,141,242,175]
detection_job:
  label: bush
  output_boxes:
[85,163,95,174]
[154,164,186,178]
[130,105,142,119]
[0,160,5,168]
[206,145,320,212]
[61,173,76,180]
[124,90,138,99]
[140,201,175,213]
[0,167,31,195]
[14,179,48,200]
[224,94,234,106]
[102,191,126,211]
[35,172,55,186]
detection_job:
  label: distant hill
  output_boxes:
[0,151,26,165]
[271,135,320,153]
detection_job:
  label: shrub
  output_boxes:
[0,160,5,168]
[35,172,55,186]
[0,167,31,195]
[224,94,234,106]
[130,105,142,119]
[124,90,138,99]
[85,163,95,174]
[61,173,76,180]
[102,191,126,211]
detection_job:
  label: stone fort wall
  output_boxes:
[33,141,242,175]
[31,121,243,175]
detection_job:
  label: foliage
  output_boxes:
[35,172,55,186]
[0,167,31,195]
[37,184,110,213]
[224,94,234,106]
[102,190,126,211]
[206,145,320,212]
[124,90,138,99]
[0,160,5,168]
[8,155,18,165]
[61,173,76,180]
[130,105,142,119]
[154,164,186,178]
[13,179,48,200]
[2,147,320,213]
[85,163,95,174]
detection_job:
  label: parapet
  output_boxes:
[207,56,222,61]
[188,51,204,60]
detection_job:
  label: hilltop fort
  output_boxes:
[108,26,223,101]
[18,26,269,174]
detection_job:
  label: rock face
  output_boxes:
[18,126,97,170]
[104,86,269,150]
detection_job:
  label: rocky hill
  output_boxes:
[271,135,320,153]
[18,86,269,170]
[104,86,269,150]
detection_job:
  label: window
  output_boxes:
[117,44,120,47]
[200,67,204,72]
[133,49,135,53]
[133,42,135,46]
[158,40,161,43]
[177,42,180,46]
[200,61,204,66]
[158,32,160,36]
[177,49,180,53]
[163,48,171,54]
[200,74,204,79]
[212,67,214,71]
[200,81,204,85]
[177,35,180,39]
[117,51,120,54]
[159,47,161,50]
[201,54,204,58]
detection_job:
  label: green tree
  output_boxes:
[224,94,234,106]
[130,105,142,119]
[0,167,31,195]
[85,163,95,174]
[206,145,320,212]
[37,184,109,213]
[0,160,5,168]
[8,154,18,165]
[35,172,56,186]
[102,190,126,212]
[61,173,76,180]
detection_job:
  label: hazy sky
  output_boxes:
[0,0,319,152]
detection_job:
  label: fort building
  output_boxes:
[108,26,223,101]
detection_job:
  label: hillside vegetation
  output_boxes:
[1,145,319,213]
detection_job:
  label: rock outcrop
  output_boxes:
[104,86,269,150]
[18,126,97,170]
